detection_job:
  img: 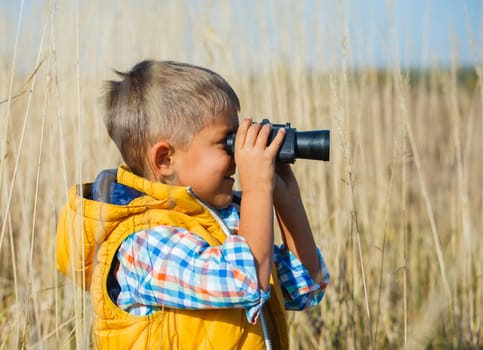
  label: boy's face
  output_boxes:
[172,114,238,209]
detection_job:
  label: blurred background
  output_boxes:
[0,0,481,349]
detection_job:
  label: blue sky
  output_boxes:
[347,0,481,68]
[0,0,481,71]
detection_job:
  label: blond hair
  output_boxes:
[104,60,240,175]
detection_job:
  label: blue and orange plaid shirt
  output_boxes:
[114,204,330,323]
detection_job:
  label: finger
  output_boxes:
[244,121,263,147]
[235,117,252,150]
[254,123,272,148]
[267,127,286,154]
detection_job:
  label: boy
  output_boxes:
[56,60,329,349]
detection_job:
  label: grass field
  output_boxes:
[1,1,482,349]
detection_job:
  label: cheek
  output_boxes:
[212,153,233,173]
[202,157,226,177]
[177,148,231,187]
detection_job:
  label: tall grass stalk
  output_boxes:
[1,1,481,349]
[0,0,25,260]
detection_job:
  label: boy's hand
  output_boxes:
[235,118,286,193]
[273,163,302,209]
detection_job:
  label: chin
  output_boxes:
[212,193,233,209]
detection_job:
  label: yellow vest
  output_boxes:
[56,166,289,349]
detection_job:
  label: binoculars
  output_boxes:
[225,119,330,163]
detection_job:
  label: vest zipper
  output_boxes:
[186,187,232,236]
[186,187,272,350]
[260,309,272,350]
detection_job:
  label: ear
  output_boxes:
[148,140,175,182]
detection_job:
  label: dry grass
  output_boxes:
[1,1,482,349]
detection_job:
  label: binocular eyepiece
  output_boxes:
[225,119,330,163]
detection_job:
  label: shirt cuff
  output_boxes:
[275,244,330,309]
[245,287,270,324]
[222,235,271,324]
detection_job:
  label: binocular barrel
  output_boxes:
[224,120,330,163]
[294,130,330,162]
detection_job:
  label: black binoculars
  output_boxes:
[225,119,330,163]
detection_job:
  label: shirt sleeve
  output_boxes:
[115,226,269,323]
[274,244,330,310]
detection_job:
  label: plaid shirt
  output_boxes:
[115,204,329,323]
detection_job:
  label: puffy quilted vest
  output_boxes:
[56,166,288,349]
